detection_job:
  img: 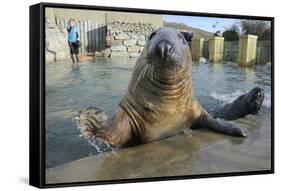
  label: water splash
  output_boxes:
[210,90,271,108]
[88,137,117,155]
[263,92,271,108]
[210,90,244,104]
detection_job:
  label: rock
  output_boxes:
[137,40,146,46]
[95,51,103,57]
[138,34,145,41]
[46,17,56,29]
[106,35,114,46]
[115,33,130,40]
[103,48,111,57]
[107,25,113,31]
[111,40,123,46]
[107,35,123,46]
[45,51,55,64]
[123,39,136,46]
[130,34,138,40]
[129,53,141,58]
[139,46,145,53]
[110,52,129,58]
[128,46,140,53]
[111,46,127,52]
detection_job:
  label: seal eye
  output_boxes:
[148,31,157,40]
[178,34,187,45]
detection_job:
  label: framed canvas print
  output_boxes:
[29,2,274,188]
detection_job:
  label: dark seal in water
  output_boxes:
[211,87,264,120]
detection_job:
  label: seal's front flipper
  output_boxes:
[77,106,134,147]
[196,112,247,137]
[76,107,109,139]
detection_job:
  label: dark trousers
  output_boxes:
[68,41,79,62]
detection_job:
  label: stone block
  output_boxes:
[115,33,130,40]
[111,45,127,52]
[128,46,140,53]
[103,48,111,57]
[110,51,129,58]
[123,39,137,46]
[106,35,114,46]
[137,40,146,46]
[107,35,123,46]
[139,46,145,52]
[45,51,55,64]
[129,53,141,58]
[95,51,103,57]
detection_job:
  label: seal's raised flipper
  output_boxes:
[209,87,264,120]
[77,107,133,147]
[194,111,247,137]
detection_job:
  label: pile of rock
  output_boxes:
[98,21,157,58]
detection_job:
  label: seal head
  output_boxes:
[146,28,189,70]
[245,87,264,114]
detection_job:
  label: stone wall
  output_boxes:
[99,21,158,58]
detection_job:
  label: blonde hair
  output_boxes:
[69,18,75,24]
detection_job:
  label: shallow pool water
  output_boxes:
[45,58,271,169]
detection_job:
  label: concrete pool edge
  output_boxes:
[46,128,271,184]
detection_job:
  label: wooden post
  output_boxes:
[238,34,258,66]
[191,38,204,60]
[209,37,224,62]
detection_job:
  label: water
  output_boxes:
[45,58,272,169]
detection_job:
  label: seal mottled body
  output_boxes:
[77,28,246,147]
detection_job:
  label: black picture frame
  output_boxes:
[30,2,275,188]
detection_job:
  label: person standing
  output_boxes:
[67,18,80,63]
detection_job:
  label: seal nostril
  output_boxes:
[156,41,173,61]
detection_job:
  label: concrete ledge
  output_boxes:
[46,120,271,184]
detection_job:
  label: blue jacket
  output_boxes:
[67,25,79,43]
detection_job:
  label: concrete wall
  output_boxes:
[202,40,271,64]
[256,41,271,64]
[238,35,258,66]
[45,8,70,64]
[224,41,239,62]
[49,8,163,27]
[208,37,224,62]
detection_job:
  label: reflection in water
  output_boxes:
[46,59,271,169]
[244,67,256,84]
